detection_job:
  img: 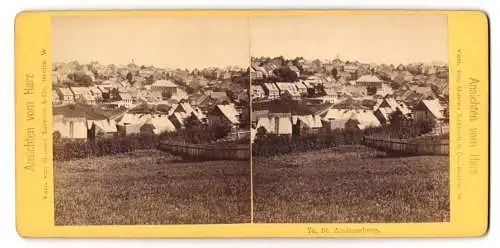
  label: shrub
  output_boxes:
[53,133,160,161]
[252,129,365,157]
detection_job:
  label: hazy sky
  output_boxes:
[53,14,448,68]
[250,14,448,64]
[52,16,250,69]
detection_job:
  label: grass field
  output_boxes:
[54,150,250,225]
[253,146,449,223]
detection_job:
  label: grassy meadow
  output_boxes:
[253,146,449,223]
[54,150,251,225]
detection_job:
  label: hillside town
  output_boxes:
[250,56,449,140]
[51,61,250,142]
[51,57,449,144]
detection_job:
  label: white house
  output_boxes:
[52,90,61,105]
[294,81,308,95]
[53,115,87,140]
[251,85,266,100]
[87,119,118,138]
[152,79,177,97]
[117,113,152,135]
[255,116,293,135]
[71,87,96,105]
[373,97,411,124]
[263,83,280,100]
[88,86,103,102]
[207,103,240,128]
[57,88,74,104]
[140,115,176,135]
[414,99,446,123]
[275,82,300,98]
[323,109,381,131]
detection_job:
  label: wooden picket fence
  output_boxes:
[362,136,449,156]
[158,141,250,160]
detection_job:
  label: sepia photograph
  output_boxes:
[249,15,450,223]
[51,13,450,226]
[51,16,251,225]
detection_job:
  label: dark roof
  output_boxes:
[128,103,171,114]
[333,97,371,110]
[53,104,124,120]
[189,93,210,106]
[253,100,331,115]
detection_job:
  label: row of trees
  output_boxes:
[53,133,159,161]
[252,129,365,157]
[252,113,440,157]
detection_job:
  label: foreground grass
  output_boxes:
[253,146,449,223]
[54,150,250,225]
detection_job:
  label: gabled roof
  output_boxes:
[356,75,384,83]
[253,100,331,115]
[87,119,118,133]
[53,104,122,120]
[251,85,265,93]
[152,79,177,88]
[256,116,292,135]
[420,99,445,119]
[216,104,240,124]
[144,115,176,134]
[301,80,314,89]
[293,115,323,129]
[323,88,337,96]
[322,109,353,120]
[70,87,92,94]
[349,111,381,129]
[253,66,267,74]
[275,82,300,96]
[375,97,411,115]
[58,87,74,96]
[88,86,102,95]
[333,97,370,110]
[96,85,109,93]
[118,113,151,126]
[263,83,279,92]
[294,81,308,90]
[190,93,210,106]
[171,111,190,127]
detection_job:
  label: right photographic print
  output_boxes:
[250,14,450,223]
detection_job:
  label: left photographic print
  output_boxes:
[51,16,251,225]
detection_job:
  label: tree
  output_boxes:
[279,90,294,103]
[214,123,232,139]
[110,88,120,100]
[313,84,326,97]
[126,72,134,83]
[273,67,298,82]
[389,110,405,128]
[331,68,338,79]
[431,84,441,95]
[238,106,250,129]
[185,87,195,94]
[53,131,62,144]
[184,114,201,129]
[67,71,93,87]
[391,81,403,90]
[80,75,93,87]
[255,126,267,141]
[418,118,437,134]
